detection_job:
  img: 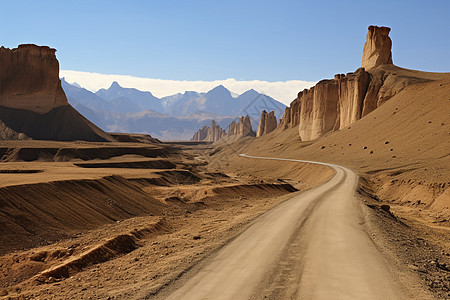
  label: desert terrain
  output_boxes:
[1,26,449,300]
[0,139,334,299]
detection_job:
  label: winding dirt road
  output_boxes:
[157,155,427,300]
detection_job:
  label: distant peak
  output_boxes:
[212,85,228,91]
[207,85,231,95]
[110,81,121,89]
[241,88,259,96]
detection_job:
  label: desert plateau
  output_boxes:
[1,2,449,300]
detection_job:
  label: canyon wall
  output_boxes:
[297,79,339,141]
[0,44,68,114]
[256,110,277,137]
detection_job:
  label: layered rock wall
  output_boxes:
[336,68,370,129]
[0,44,68,114]
[298,80,339,141]
[256,110,277,137]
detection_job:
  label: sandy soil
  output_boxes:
[0,140,332,299]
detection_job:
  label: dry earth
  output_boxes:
[0,139,332,299]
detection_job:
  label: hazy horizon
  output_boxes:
[60,70,316,104]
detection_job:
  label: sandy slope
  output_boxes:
[159,156,431,300]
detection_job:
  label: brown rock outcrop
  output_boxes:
[0,44,114,142]
[278,26,428,141]
[191,120,226,142]
[206,120,226,142]
[279,106,291,128]
[361,25,393,70]
[0,44,68,114]
[256,110,277,137]
[279,26,437,141]
[293,65,419,141]
[298,80,339,141]
[336,68,370,129]
[228,115,253,137]
[279,97,301,129]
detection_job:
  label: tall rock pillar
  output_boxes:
[361,25,393,69]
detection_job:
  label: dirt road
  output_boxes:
[155,155,431,300]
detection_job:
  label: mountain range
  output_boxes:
[61,79,286,140]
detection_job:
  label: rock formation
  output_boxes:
[192,125,209,141]
[191,120,226,142]
[278,26,427,141]
[228,115,253,137]
[0,44,68,114]
[297,79,339,141]
[278,106,291,128]
[361,25,393,70]
[256,110,277,137]
[278,97,301,129]
[0,44,114,142]
[206,120,226,142]
[336,69,370,129]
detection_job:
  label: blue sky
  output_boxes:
[1,0,449,101]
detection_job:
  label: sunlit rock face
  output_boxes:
[336,68,371,130]
[0,44,68,114]
[361,25,393,70]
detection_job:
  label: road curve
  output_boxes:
[162,155,413,300]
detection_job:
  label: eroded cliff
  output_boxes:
[0,44,114,142]
[278,26,433,141]
[0,44,68,114]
